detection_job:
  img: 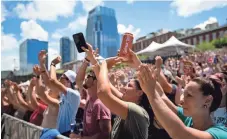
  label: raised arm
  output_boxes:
[75,58,89,93]
[38,50,66,94]
[82,44,129,119]
[138,63,213,139]
[95,61,129,119]
[33,65,59,108]
[12,82,34,111]
[28,77,40,110]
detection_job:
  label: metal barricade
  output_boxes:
[1,113,68,139]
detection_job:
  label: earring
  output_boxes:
[204,105,207,109]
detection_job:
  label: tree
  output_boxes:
[196,42,216,51]
[212,37,227,48]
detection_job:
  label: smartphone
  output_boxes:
[73,33,88,53]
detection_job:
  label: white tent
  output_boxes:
[137,36,195,57]
[136,41,162,55]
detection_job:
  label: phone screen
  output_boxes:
[73,33,88,53]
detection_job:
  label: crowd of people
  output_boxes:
[1,42,227,139]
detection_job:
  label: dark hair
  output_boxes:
[134,79,154,137]
[192,77,222,112]
[71,82,76,90]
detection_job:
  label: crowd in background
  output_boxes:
[1,43,227,139]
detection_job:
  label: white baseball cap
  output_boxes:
[64,70,77,83]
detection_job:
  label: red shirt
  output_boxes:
[83,99,111,136]
[30,103,47,126]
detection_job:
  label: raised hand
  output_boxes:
[38,50,47,64]
[30,77,37,87]
[51,56,62,65]
[33,65,41,75]
[11,82,19,90]
[155,56,163,69]
[137,64,157,96]
[82,43,96,65]
[4,80,11,87]
[123,49,142,68]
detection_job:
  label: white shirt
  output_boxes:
[211,107,227,126]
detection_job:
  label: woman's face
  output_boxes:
[121,80,142,102]
[180,81,212,117]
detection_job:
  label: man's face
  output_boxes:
[84,72,96,89]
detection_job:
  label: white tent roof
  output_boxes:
[136,41,162,55]
[136,36,195,57]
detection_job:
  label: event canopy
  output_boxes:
[136,41,162,55]
[136,36,195,57]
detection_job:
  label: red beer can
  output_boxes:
[119,33,134,56]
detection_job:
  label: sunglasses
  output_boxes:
[87,75,96,80]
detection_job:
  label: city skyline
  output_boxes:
[86,6,120,58]
[2,0,227,71]
[60,36,77,67]
[19,39,48,73]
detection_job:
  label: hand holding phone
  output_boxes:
[73,33,88,53]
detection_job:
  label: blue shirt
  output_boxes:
[177,107,227,139]
[57,88,80,133]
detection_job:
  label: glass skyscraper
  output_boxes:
[60,37,77,67]
[19,39,48,72]
[86,6,120,58]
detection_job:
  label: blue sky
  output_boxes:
[1,0,227,71]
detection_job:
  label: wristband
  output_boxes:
[51,63,56,67]
[83,59,89,64]
[85,58,90,62]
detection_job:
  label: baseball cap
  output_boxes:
[64,70,77,83]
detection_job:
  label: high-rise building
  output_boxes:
[70,40,77,61]
[60,37,77,67]
[86,6,120,58]
[20,39,48,72]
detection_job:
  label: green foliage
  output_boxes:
[196,41,216,51]
[212,37,227,48]
[138,54,148,60]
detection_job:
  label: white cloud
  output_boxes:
[117,24,141,38]
[20,20,48,41]
[48,47,60,69]
[68,15,88,30]
[171,0,227,17]
[14,0,77,21]
[1,33,18,52]
[1,55,19,71]
[51,32,62,40]
[49,41,59,48]
[51,14,87,41]
[81,0,104,12]
[126,0,134,4]
[194,17,218,30]
[1,4,8,22]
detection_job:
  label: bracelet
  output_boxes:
[50,63,56,67]
[83,59,89,64]
[85,58,90,62]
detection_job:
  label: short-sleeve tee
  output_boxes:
[177,107,227,139]
[57,88,80,133]
[83,99,111,136]
[111,102,150,139]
